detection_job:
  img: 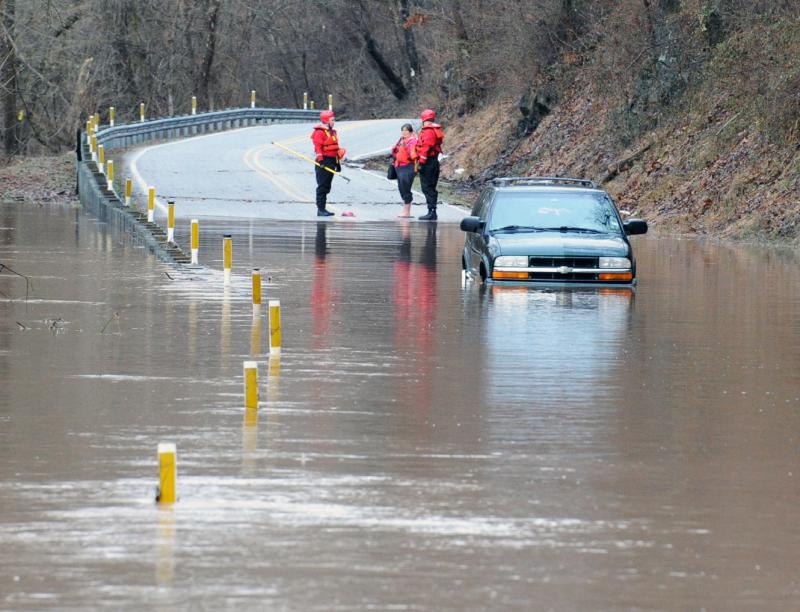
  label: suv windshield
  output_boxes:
[488,191,622,234]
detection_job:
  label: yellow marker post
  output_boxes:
[106,159,114,191]
[223,235,232,285]
[190,219,199,264]
[167,201,175,243]
[250,90,256,108]
[109,106,115,127]
[90,134,97,159]
[140,102,146,123]
[85,119,93,142]
[269,299,281,355]
[243,361,259,410]
[303,92,308,110]
[125,178,133,206]
[191,96,197,115]
[252,269,262,316]
[97,145,105,174]
[157,443,177,504]
[94,111,100,128]
[147,186,155,222]
[310,100,315,110]
[328,94,333,111]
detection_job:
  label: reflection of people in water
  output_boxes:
[394,224,438,411]
[311,222,335,348]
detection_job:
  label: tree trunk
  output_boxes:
[1,0,19,156]
[397,0,421,78]
[363,32,408,100]
[198,0,221,109]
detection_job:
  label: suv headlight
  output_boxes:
[494,256,528,267]
[599,257,631,269]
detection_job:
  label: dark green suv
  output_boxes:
[460,177,648,285]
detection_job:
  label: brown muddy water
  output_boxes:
[1,201,800,610]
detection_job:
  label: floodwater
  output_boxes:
[1,201,800,610]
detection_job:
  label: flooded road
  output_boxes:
[2,202,800,609]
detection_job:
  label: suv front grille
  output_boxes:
[528,256,599,268]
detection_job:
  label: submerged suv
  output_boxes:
[460,177,647,285]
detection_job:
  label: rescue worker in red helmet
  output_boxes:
[416,109,444,221]
[311,110,345,216]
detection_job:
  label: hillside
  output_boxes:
[440,10,800,241]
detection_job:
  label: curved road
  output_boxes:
[126,119,466,223]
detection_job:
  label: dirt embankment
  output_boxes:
[440,18,800,242]
[0,153,78,207]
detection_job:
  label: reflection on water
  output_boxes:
[1,203,800,609]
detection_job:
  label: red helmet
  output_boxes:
[320,110,335,124]
[421,108,436,121]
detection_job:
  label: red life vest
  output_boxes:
[392,135,418,167]
[417,123,444,161]
[311,124,340,158]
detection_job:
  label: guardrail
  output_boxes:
[92,107,319,150]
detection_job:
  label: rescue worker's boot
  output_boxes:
[419,208,437,221]
[317,209,335,217]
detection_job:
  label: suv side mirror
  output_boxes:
[460,216,484,233]
[624,219,648,235]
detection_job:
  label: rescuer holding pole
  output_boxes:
[311,110,345,217]
[416,109,444,221]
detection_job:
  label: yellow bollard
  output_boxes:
[148,186,155,222]
[252,269,262,316]
[190,219,199,264]
[106,159,114,191]
[269,299,281,354]
[303,92,308,110]
[125,178,133,206]
[223,235,232,285]
[310,100,315,110]
[167,201,175,242]
[243,361,258,410]
[157,443,177,504]
[328,94,333,111]
[90,134,97,158]
[109,106,115,127]
[140,102,145,122]
[94,111,100,128]
[250,90,256,108]
[191,96,197,115]
[85,119,93,142]
[97,144,105,174]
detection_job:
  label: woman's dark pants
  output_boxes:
[396,164,416,204]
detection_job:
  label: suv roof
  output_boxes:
[490,176,597,189]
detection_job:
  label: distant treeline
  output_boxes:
[1,0,796,158]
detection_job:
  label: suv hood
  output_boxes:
[492,232,629,257]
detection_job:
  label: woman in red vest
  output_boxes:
[392,123,418,218]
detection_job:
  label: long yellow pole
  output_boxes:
[271,141,350,183]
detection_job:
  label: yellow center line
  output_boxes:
[243,144,313,203]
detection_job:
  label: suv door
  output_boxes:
[467,190,492,273]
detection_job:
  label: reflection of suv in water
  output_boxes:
[460,177,648,285]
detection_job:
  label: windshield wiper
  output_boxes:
[490,225,547,233]
[538,226,604,234]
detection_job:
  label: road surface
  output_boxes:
[126,119,467,222]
